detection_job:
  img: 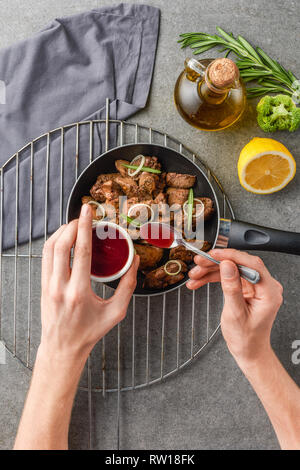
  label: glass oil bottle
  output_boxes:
[174,57,246,131]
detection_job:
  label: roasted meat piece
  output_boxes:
[134,243,164,270]
[121,197,154,219]
[137,190,152,202]
[152,191,171,222]
[127,201,153,225]
[169,246,194,264]
[138,170,162,201]
[154,172,166,194]
[169,241,211,264]
[90,173,119,202]
[166,173,196,189]
[114,175,138,198]
[153,192,166,205]
[143,260,188,290]
[182,197,215,226]
[142,156,161,171]
[115,159,130,177]
[120,196,139,215]
[167,187,189,207]
[198,197,214,221]
[104,197,119,222]
[89,187,105,203]
[139,172,158,196]
[115,156,161,176]
[101,180,122,201]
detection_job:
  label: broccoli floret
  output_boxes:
[257,94,300,132]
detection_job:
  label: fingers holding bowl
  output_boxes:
[42,224,68,287]
[71,204,93,287]
[52,220,78,282]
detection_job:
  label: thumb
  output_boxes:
[220,261,245,312]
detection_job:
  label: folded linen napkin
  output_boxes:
[0,3,160,249]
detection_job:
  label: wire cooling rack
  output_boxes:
[0,99,234,449]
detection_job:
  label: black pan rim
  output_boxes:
[66,142,221,297]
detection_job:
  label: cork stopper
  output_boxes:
[207,58,239,90]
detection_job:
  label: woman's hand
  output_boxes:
[40,203,139,362]
[15,204,139,450]
[187,249,283,367]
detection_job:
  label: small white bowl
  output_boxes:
[90,221,134,283]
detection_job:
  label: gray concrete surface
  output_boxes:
[0,0,300,450]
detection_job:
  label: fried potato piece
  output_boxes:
[134,243,164,270]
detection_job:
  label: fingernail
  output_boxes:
[186,280,195,288]
[220,261,236,279]
[81,204,90,217]
[190,266,199,276]
[211,249,222,255]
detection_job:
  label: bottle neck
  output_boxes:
[205,61,239,94]
[199,80,229,105]
[184,57,239,104]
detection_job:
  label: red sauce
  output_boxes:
[140,223,174,248]
[91,225,129,278]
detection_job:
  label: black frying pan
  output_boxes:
[66,143,300,296]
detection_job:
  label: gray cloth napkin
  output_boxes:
[0,3,160,250]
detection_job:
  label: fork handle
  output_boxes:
[183,241,260,285]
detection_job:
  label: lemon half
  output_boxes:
[238,138,296,194]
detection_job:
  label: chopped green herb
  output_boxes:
[120,213,141,227]
[122,163,161,174]
[187,188,194,231]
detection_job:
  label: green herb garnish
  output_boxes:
[187,188,194,231]
[178,27,299,100]
[120,213,141,227]
[122,163,161,174]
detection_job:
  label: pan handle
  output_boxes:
[217,219,300,255]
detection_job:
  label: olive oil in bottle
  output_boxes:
[174,57,246,131]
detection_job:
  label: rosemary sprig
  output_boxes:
[178,27,299,99]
